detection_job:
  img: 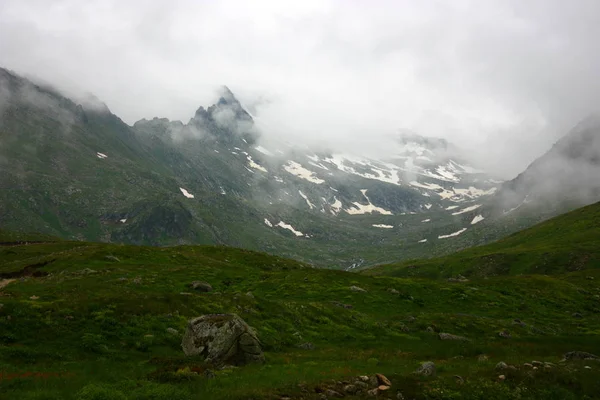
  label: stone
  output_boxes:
[132,277,142,285]
[495,361,508,370]
[572,312,583,319]
[376,373,391,386]
[378,385,390,391]
[246,291,254,299]
[350,285,366,293]
[387,288,400,294]
[439,332,470,341]
[181,313,264,366]
[524,363,533,368]
[498,330,511,338]
[368,375,379,387]
[358,375,370,382]
[415,361,436,376]
[512,319,526,327]
[396,391,405,399]
[477,354,488,362]
[454,375,464,385]
[584,366,592,370]
[344,384,358,394]
[204,369,216,379]
[324,389,343,398]
[189,281,213,292]
[354,381,368,388]
[367,388,379,396]
[562,351,599,361]
[29,295,39,300]
[426,326,435,333]
[498,375,506,381]
[531,361,543,367]
[298,342,314,350]
[166,328,179,335]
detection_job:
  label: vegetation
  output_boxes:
[1,234,600,399]
[364,200,600,279]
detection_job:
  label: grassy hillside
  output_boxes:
[1,239,600,399]
[364,201,600,279]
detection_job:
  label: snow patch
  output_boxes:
[372,224,393,229]
[119,219,127,223]
[438,228,467,239]
[276,221,304,236]
[424,203,432,209]
[264,218,273,227]
[299,190,315,209]
[451,204,481,215]
[421,219,431,223]
[330,197,343,215]
[247,154,267,172]
[346,189,393,215]
[471,215,485,225]
[179,188,194,198]
[445,205,459,210]
[418,239,428,243]
[255,145,273,156]
[96,152,108,159]
[284,161,325,184]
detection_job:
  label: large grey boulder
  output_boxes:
[181,314,264,366]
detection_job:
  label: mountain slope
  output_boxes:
[1,236,599,399]
[364,200,600,278]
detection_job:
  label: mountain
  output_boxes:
[0,67,504,267]
[364,199,600,278]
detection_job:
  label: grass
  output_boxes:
[0,235,600,399]
[364,200,600,279]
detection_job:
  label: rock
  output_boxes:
[181,313,264,366]
[415,361,436,376]
[350,285,366,293]
[454,375,464,385]
[189,281,213,292]
[354,381,368,388]
[378,385,390,391]
[376,373,391,386]
[117,277,127,282]
[562,351,600,361]
[406,316,416,322]
[439,332,470,341]
[531,361,543,367]
[586,276,595,280]
[368,375,379,387]
[204,369,216,379]
[572,312,583,319]
[29,295,39,300]
[246,291,254,299]
[396,391,405,400]
[358,375,370,382]
[584,366,592,370]
[387,288,399,294]
[524,363,533,368]
[132,277,142,285]
[448,274,469,282]
[498,330,511,338]
[495,361,508,370]
[512,319,526,327]
[498,374,506,381]
[478,354,488,362]
[298,342,314,350]
[426,326,435,333]
[344,384,358,394]
[166,328,179,335]
[324,389,343,398]
[332,301,353,309]
[367,388,379,397]
[105,255,121,262]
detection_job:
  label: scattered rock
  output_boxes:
[454,375,464,385]
[344,384,358,394]
[350,285,366,293]
[396,391,405,400]
[179,292,192,296]
[368,375,379,387]
[376,373,391,386]
[415,361,436,376]
[406,316,416,322]
[498,330,511,338]
[439,332,470,341]
[78,268,97,275]
[584,366,592,370]
[512,319,526,327]
[524,363,533,368]
[189,281,213,292]
[105,255,121,262]
[498,374,506,381]
[166,328,179,335]
[117,277,128,282]
[298,342,314,350]
[562,351,599,361]
[366,388,379,397]
[477,354,488,362]
[531,361,543,367]
[572,312,583,319]
[387,288,399,294]
[378,385,390,391]
[204,369,216,379]
[181,313,264,366]
[246,291,254,299]
[426,326,435,333]
[324,389,343,398]
[354,381,368,389]
[447,275,469,283]
[29,295,39,300]
[358,376,370,382]
[132,277,142,285]
[495,361,508,370]
[332,301,353,309]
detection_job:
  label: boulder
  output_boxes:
[439,332,470,341]
[181,314,264,366]
[188,281,213,292]
[415,361,436,376]
[350,285,367,293]
[562,351,599,361]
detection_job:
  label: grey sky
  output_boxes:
[1,0,599,178]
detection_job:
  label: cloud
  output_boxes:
[1,0,599,178]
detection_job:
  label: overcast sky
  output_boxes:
[1,0,599,178]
